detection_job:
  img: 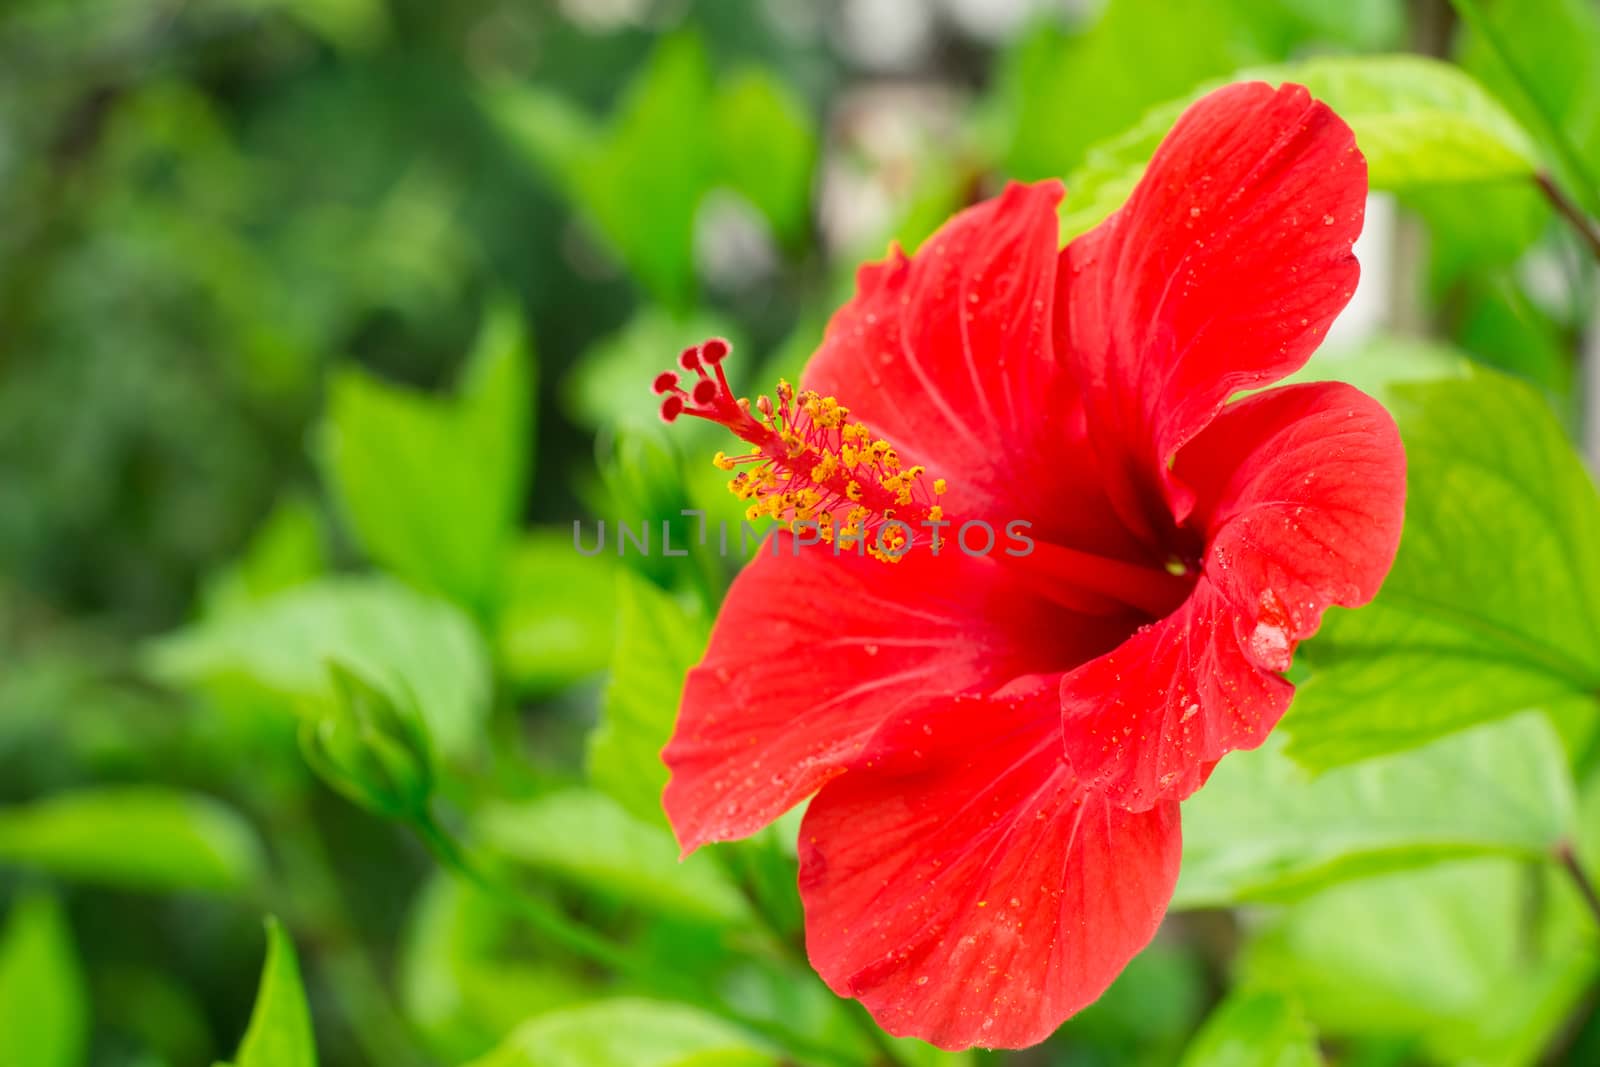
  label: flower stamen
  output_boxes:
[654,338,947,562]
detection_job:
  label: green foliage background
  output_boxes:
[2,1,1598,1064]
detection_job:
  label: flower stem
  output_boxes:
[1556,840,1600,929]
[1536,172,1600,263]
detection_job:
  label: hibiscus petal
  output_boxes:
[1058,382,1404,811]
[1057,578,1292,810]
[1184,381,1406,657]
[1058,81,1366,538]
[802,182,1131,551]
[799,679,1181,1050]
[663,535,1104,853]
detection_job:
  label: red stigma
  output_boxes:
[660,395,685,422]
[692,379,719,405]
[700,337,729,364]
[679,346,702,371]
[652,371,680,395]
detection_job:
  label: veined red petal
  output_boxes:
[799,678,1180,1050]
[1184,381,1406,650]
[1059,382,1405,810]
[1057,81,1366,541]
[663,535,1111,853]
[803,182,1134,557]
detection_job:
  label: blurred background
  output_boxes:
[2,1,1599,1065]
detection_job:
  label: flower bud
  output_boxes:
[299,661,433,820]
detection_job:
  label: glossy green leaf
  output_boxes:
[1062,55,1539,239]
[0,894,87,1067]
[1178,713,1576,907]
[146,576,490,761]
[230,918,317,1067]
[1177,990,1320,1067]
[495,527,617,693]
[1286,367,1600,768]
[1241,859,1595,1066]
[477,789,748,925]
[0,787,265,894]
[586,572,710,827]
[320,301,532,616]
[464,999,774,1067]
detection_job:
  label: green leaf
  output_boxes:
[146,576,491,762]
[587,572,710,827]
[1241,859,1595,1066]
[488,33,715,309]
[1062,55,1540,239]
[202,494,327,617]
[320,301,532,616]
[0,894,87,1067]
[231,918,317,1067]
[1286,367,1600,768]
[495,528,618,693]
[712,70,817,251]
[1177,713,1577,907]
[1457,0,1600,218]
[477,789,748,926]
[1000,0,1269,184]
[0,787,265,894]
[464,999,775,1067]
[1177,990,1320,1067]
[400,875,593,1063]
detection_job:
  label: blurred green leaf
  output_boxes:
[489,33,715,310]
[587,572,709,828]
[0,787,265,894]
[1286,367,1600,768]
[0,893,87,1067]
[495,528,617,693]
[321,302,533,617]
[1178,714,1575,908]
[147,576,491,762]
[1060,943,1208,1066]
[477,789,748,926]
[464,999,775,1067]
[202,495,328,617]
[1062,56,1540,239]
[1001,0,1268,184]
[1177,989,1320,1067]
[712,70,817,251]
[269,0,388,52]
[1241,859,1595,1065]
[228,917,317,1067]
[400,875,592,1063]
[1284,334,1469,399]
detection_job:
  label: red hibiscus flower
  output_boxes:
[654,82,1406,1050]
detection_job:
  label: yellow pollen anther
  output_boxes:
[654,339,950,562]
